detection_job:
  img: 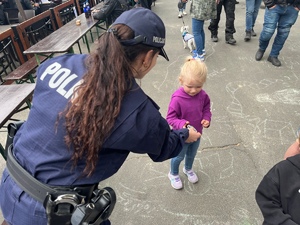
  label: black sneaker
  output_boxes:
[267,56,281,67]
[226,37,236,45]
[255,49,265,61]
[211,35,218,42]
[251,29,257,36]
[244,31,251,42]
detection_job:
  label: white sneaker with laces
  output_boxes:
[168,172,183,189]
[178,11,183,18]
[183,10,187,15]
[183,168,198,183]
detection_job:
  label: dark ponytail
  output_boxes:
[63,24,159,176]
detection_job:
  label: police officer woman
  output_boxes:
[0,7,200,225]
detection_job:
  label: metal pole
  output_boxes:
[15,0,27,21]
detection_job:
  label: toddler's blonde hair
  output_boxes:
[179,56,207,84]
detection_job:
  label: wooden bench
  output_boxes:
[1,10,57,84]
[2,55,47,85]
[0,84,35,159]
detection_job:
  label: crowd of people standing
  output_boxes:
[179,0,300,67]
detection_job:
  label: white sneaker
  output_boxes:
[183,168,198,183]
[192,53,205,62]
[178,11,183,18]
[168,172,183,189]
[183,10,187,15]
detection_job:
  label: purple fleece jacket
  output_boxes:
[166,87,212,134]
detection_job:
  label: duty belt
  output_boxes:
[6,144,116,225]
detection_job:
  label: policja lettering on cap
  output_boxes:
[111,7,169,61]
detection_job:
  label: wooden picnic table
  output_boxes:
[0,83,35,159]
[23,12,100,61]
[0,84,35,128]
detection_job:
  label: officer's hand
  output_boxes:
[185,128,201,143]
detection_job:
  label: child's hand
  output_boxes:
[183,121,190,128]
[201,119,210,128]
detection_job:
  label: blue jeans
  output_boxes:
[170,139,200,175]
[192,18,205,55]
[259,5,298,57]
[179,1,186,12]
[245,0,262,31]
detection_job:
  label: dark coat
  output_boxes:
[256,154,300,225]
[92,0,129,26]
[263,0,300,9]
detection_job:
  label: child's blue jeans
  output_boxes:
[170,138,200,175]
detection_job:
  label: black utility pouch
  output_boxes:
[71,187,116,225]
[2,121,25,160]
[44,192,85,225]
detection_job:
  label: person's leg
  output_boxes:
[245,0,255,41]
[255,7,279,61]
[169,145,187,189]
[0,5,5,25]
[245,0,255,31]
[200,24,205,53]
[269,6,298,58]
[252,0,262,33]
[184,139,200,171]
[178,0,184,18]
[183,139,200,183]
[182,2,187,15]
[208,2,222,41]
[170,146,187,175]
[224,0,236,44]
[147,0,152,9]
[192,18,205,60]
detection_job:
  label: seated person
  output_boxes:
[92,0,129,27]
[256,127,300,224]
[52,0,62,5]
[10,0,40,11]
[0,0,9,25]
[134,0,152,9]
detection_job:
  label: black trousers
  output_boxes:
[0,5,5,24]
[208,0,236,36]
[139,0,152,9]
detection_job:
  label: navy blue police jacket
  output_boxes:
[11,53,188,186]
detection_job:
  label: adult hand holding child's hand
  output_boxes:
[185,128,201,143]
